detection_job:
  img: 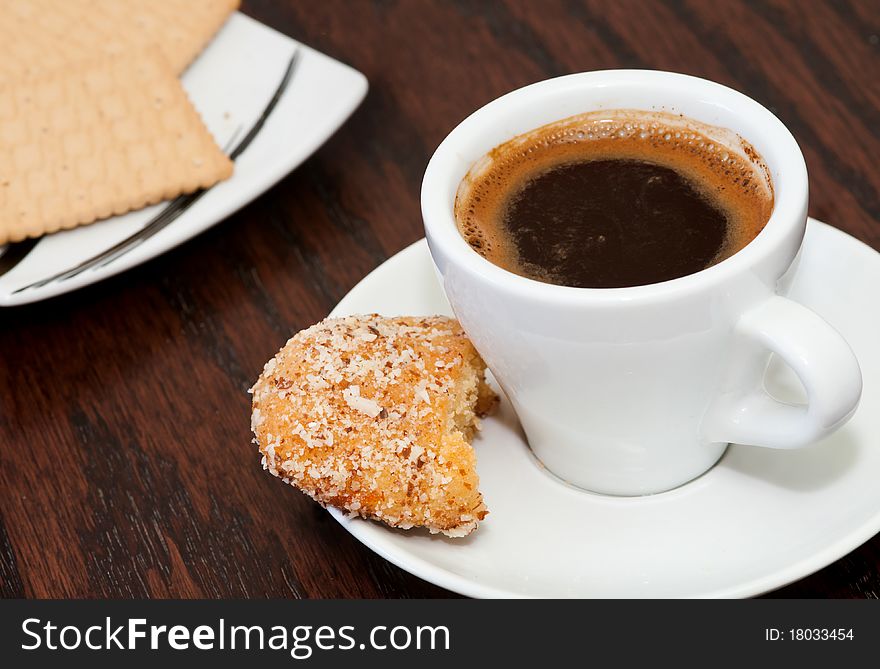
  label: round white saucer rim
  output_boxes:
[327,219,880,598]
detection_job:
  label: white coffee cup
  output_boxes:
[421,70,862,496]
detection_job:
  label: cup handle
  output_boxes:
[702,295,862,449]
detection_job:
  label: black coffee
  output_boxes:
[455,111,773,289]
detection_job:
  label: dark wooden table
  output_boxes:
[2,0,879,598]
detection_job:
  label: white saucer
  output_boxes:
[0,12,367,305]
[328,219,880,598]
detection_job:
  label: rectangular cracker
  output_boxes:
[0,50,233,244]
[0,0,240,83]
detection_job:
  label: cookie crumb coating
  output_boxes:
[251,314,498,537]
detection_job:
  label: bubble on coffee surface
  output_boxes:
[454,110,774,288]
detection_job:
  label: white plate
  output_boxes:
[0,12,367,306]
[328,219,880,598]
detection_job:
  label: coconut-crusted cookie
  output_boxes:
[250,314,498,537]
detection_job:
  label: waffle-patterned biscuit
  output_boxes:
[251,315,499,537]
[0,0,239,82]
[0,51,233,244]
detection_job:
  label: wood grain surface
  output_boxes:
[2,0,879,599]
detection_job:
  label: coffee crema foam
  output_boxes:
[454,110,774,287]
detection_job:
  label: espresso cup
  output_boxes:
[421,70,862,496]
